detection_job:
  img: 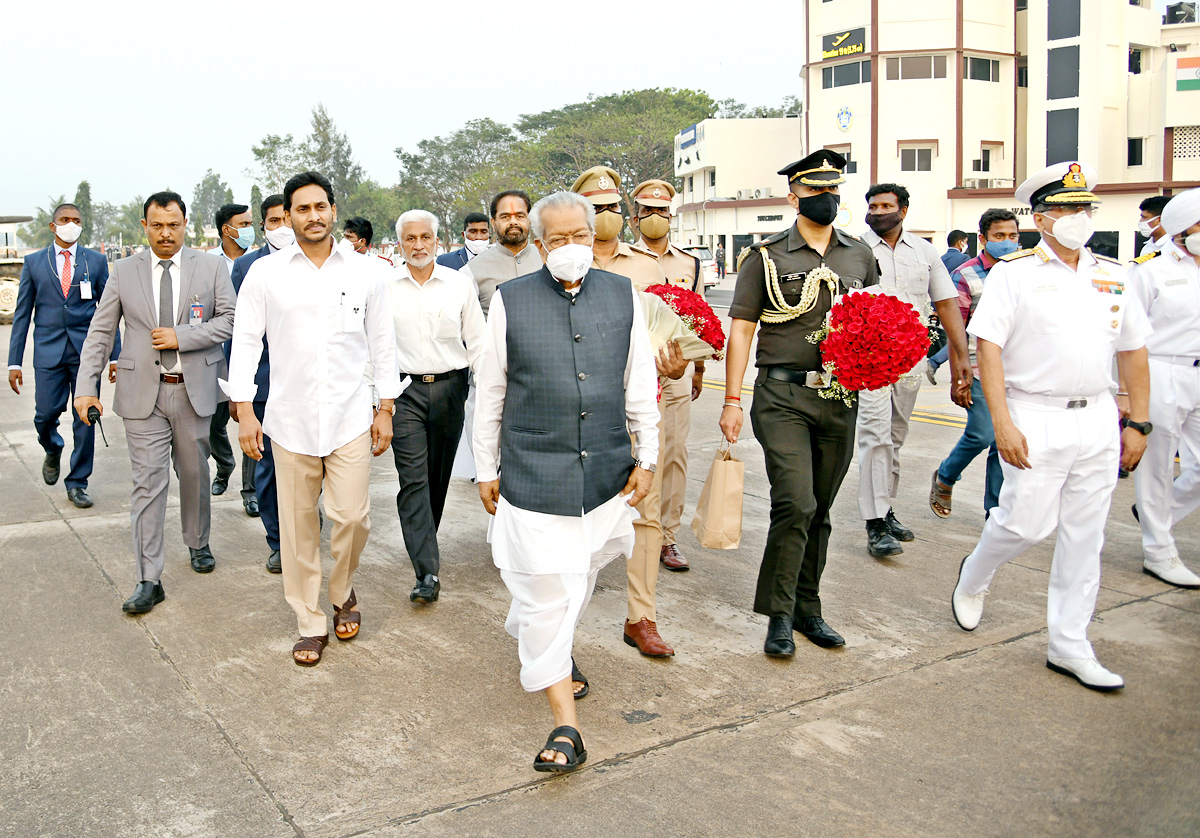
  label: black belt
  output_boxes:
[763,367,821,384]
[402,369,464,383]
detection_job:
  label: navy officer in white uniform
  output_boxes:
[951,161,1152,692]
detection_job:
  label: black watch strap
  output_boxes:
[1123,418,1153,435]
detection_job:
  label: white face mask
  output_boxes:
[545,242,593,283]
[1045,211,1094,251]
[1184,232,1200,256]
[265,224,295,250]
[1137,219,1155,238]
[463,237,490,255]
[54,221,82,244]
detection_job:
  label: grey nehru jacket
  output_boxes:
[497,267,634,516]
[463,242,543,317]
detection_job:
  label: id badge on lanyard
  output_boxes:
[189,296,204,325]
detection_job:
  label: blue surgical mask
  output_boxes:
[985,240,1019,259]
[232,226,256,249]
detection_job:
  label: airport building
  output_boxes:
[676,0,1200,265]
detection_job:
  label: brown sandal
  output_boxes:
[929,470,953,519]
[292,635,329,667]
[334,590,360,641]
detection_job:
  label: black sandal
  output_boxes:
[571,658,589,699]
[292,635,329,667]
[533,725,587,773]
[334,589,360,641]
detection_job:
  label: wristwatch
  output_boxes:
[1122,418,1153,435]
[375,403,394,415]
[634,459,657,473]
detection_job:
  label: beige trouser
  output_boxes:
[274,432,373,638]
[629,410,667,622]
[658,369,692,545]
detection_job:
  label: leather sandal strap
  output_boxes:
[547,725,583,754]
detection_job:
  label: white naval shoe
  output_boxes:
[1046,656,1125,692]
[952,556,987,631]
[1143,557,1200,589]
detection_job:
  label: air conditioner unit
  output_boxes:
[753,187,773,199]
[736,189,752,200]
[963,178,986,189]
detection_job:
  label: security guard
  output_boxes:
[952,161,1152,691]
[1127,188,1200,589]
[631,178,705,574]
[721,149,879,658]
[571,166,666,290]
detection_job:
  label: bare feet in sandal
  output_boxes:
[293,635,329,666]
[334,590,360,641]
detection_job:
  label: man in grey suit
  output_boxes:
[75,191,237,614]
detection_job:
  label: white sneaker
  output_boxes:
[1144,557,1200,589]
[1046,656,1124,691]
[952,556,986,631]
[925,358,938,386]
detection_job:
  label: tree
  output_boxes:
[108,197,147,249]
[192,169,234,242]
[74,181,94,246]
[302,103,364,197]
[339,179,409,245]
[716,95,802,119]
[250,184,264,246]
[246,134,302,194]
[17,195,67,249]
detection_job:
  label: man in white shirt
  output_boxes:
[474,191,658,773]
[1137,195,1171,257]
[858,183,970,558]
[1127,188,1200,589]
[952,161,1152,691]
[387,209,486,603]
[227,171,401,667]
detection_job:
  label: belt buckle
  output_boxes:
[805,371,831,389]
[422,374,435,383]
[1066,398,1087,409]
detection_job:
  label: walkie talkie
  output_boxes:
[87,406,108,447]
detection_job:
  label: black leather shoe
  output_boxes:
[43,450,61,485]
[122,580,165,614]
[189,545,215,573]
[410,574,440,602]
[885,508,914,542]
[244,497,260,517]
[763,615,796,657]
[266,549,282,574]
[66,487,93,508]
[1132,503,1139,523]
[211,474,229,496]
[866,518,904,557]
[794,616,845,648]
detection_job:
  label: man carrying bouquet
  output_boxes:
[721,149,879,657]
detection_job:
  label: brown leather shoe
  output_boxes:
[660,544,690,571]
[623,618,675,657]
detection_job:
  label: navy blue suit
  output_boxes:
[230,245,278,551]
[435,248,471,271]
[8,244,120,489]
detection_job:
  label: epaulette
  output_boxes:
[755,228,789,249]
[1094,253,1120,264]
[1000,248,1036,262]
[1131,251,1158,265]
[626,242,659,260]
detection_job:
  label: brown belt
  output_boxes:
[160,372,184,384]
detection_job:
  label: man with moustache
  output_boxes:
[459,191,542,317]
[75,191,236,613]
[228,171,400,667]
[858,183,970,558]
[8,202,120,508]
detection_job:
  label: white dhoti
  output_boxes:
[959,397,1119,660]
[451,382,477,480]
[1135,358,1200,562]
[491,492,636,692]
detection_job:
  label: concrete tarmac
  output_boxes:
[1,320,1198,838]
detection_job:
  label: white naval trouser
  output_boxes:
[959,396,1119,660]
[1135,358,1200,563]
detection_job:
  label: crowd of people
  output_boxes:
[6,152,1199,773]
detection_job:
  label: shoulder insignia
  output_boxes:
[1094,253,1120,264]
[1131,251,1159,265]
[1000,248,1036,262]
[627,242,659,260]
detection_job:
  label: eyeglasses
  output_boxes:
[543,231,593,249]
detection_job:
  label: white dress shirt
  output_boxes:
[54,241,78,281]
[968,240,1152,399]
[386,262,487,376]
[224,242,402,457]
[151,250,184,373]
[862,227,957,319]
[473,276,660,575]
[1127,242,1200,358]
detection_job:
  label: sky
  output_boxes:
[0,0,805,220]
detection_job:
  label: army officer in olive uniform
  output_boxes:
[720,149,879,658]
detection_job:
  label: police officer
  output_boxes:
[571,166,666,290]
[1126,188,1200,589]
[952,161,1152,692]
[631,178,704,573]
[720,149,879,657]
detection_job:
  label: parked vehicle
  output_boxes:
[681,245,719,290]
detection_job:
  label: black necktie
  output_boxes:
[159,260,178,370]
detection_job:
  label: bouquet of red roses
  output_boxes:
[806,291,930,406]
[644,284,726,360]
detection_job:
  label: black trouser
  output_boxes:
[392,369,469,580]
[750,372,857,620]
[209,402,256,500]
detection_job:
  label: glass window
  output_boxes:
[833,61,861,86]
[900,55,933,79]
[1047,45,1080,99]
[1129,48,1142,74]
[1046,108,1080,164]
[709,170,716,186]
[1128,137,1144,166]
[886,57,900,80]
[934,55,947,78]
[1018,58,1029,87]
[823,66,834,89]
[900,148,934,172]
[1048,0,1081,40]
[862,58,871,82]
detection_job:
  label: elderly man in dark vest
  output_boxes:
[474,190,659,774]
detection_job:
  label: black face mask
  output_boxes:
[795,192,841,226]
[865,211,902,235]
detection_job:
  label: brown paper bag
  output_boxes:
[690,443,744,549]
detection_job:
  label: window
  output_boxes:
[1129,48,1143,73]
[1048,0,1081,40]
[709,170,716,187]
[822,59,871,88]
[972,149,991,172]
[1047,46,1080,99]
[1128,137,1145,166]
[964,56,1002,82]
[1047,108,1080,164]
[1016,0,1027,8]
[886,55,948,80]
[1018,58,1029,87]
[827,146,858,174]
[900,148,934,171]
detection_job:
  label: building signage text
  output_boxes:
[821,28,866,61]
[757,214,784,222]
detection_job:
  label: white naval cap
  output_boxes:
[1014,160,1101,208]
[1160,188,1200,236]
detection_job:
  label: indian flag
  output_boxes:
[1178,57,1200,91]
